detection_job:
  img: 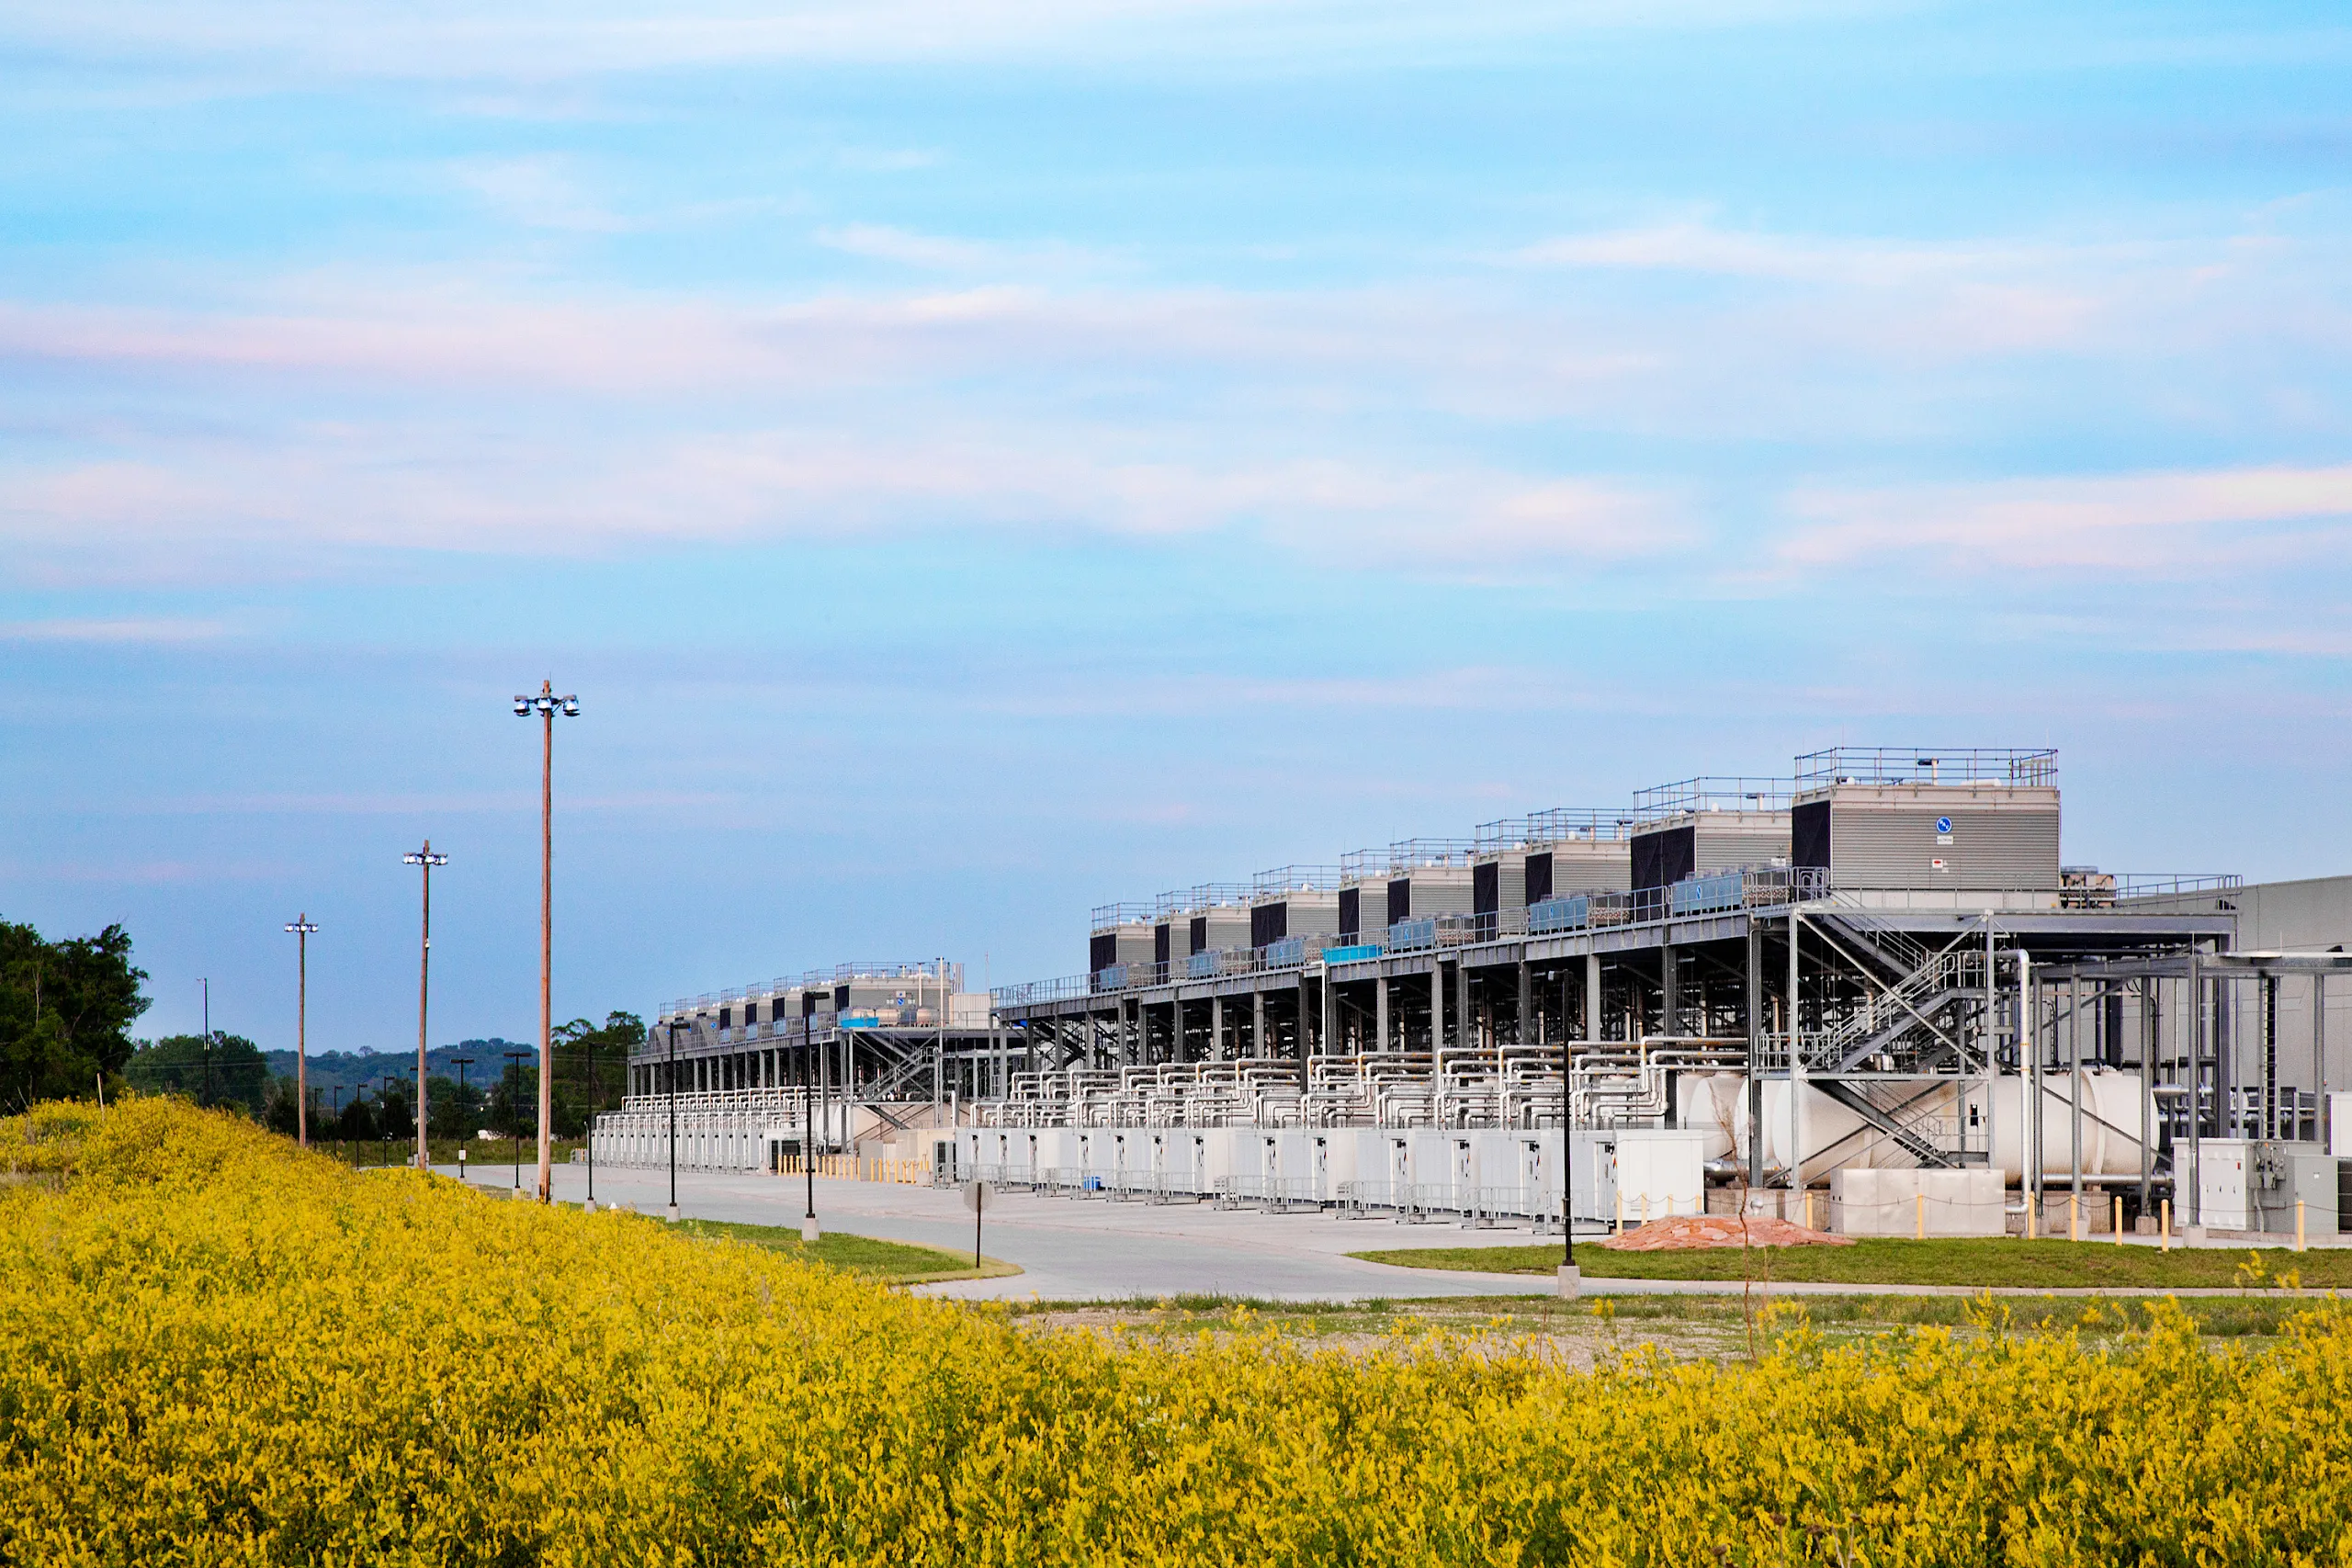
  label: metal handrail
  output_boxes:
[1632,775,1794,821]
[1793,746,2058,787]
[2111,873,2244,899]
[1251,865,1343,896]
[1471,807,1635,852]
[1155,884,1253,918]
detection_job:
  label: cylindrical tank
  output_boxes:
[1679,1070,2149,1186]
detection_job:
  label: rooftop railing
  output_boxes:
[1340,839,1478,879]
[1792,746,2058,787]
[662,960,955,1020]
[1154,883,1254,918]
[2080,872,2243,908]
[1251,864,1342,897]
[1471,807,1636,852]
[1631,776,1794,822]
[1089,902,1156,932]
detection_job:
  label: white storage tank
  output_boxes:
[1831,1168,2006,1236]
[1731,1072,2149,1186]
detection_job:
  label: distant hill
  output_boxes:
[260,1039,538,1095]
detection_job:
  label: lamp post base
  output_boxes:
[665,1203,680,1223]
[1556,1265,1581,1300]
[801,1217,821,1244]
[582,1199,596,1214]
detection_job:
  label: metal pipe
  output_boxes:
[2187,949,2201,1227]
[2070,973,2083,1207]
[2020,947,2035,1215]
[1789,909,1804,1193]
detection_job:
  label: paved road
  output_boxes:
[431,1161,2349,1303]
[435,1159,1557,1302]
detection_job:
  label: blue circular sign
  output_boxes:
[1936,816,1953,833]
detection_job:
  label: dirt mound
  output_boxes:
[1598,1214,1853,1251]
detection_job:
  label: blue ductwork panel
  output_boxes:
[1527,895,1589,933]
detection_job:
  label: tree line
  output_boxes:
[2,915,643,1137]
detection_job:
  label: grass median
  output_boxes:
[1350,1236,2352,1289]
[673,1216,1021,1284]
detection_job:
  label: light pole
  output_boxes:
[198,976,211,1107]
[402,841,448,1173]
[504,1049,530,1190]
[451,1055,473,1179]
[663,1017,687,1221]
[514,682,580,1204]
[283,916,318,1145]
[801,991,820,1243]
[579,1028,601,1213]
[1560,1046,1577,1297]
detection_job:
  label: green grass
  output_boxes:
[1350,1237,2352,1289]
[672,1218,1018,1284]
[1008,1291,2331,1349]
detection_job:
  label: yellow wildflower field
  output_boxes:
[4,1097,2350,1565]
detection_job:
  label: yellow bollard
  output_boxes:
[1916,1190,1926,1240]
[2297,1200,2308,1254]
[2069,1191,2080,1243]
[2160,1198,2171,1252]
[2026,1191,2037,1241]
[1641,1193,1651,1228]
[1804,1190,1815,1232]
[2113,1194,2124,1246]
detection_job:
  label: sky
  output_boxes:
[3,0,2349,1055]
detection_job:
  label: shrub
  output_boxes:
[3,1097,2349,1565]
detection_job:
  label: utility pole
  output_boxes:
[504,1048,531,1190]
[403,841,448,1172]
[198,977,211,1107]
[514,682,580,1203]
[283,916,319,1145]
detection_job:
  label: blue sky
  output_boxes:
[3,0,2349,1053]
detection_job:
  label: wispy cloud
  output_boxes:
[0,426,1691,574]
[1509,220,2064,287]
[450,154,632,232]
[0,616,234,643]
[979,664,1657,718]
[1781,465,2352,574]
[0,0,1875,80]
[816,223,1119,278]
